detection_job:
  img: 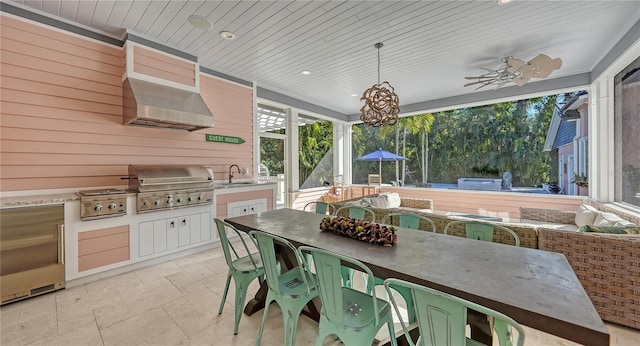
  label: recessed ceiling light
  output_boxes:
[220,31,236,40]
[497,0,512,4]
[301,70,312,75]
[350,93,359,97]
[188,15,213,30]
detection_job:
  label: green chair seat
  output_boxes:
[333,205,376,289]
[444,220,520,247]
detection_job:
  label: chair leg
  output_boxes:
[218,271,232,314]
[386,320,398,346]
[233,276,251,335]
[255,296,272,346]
[282,300,309,346]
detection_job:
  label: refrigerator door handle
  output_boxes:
[58,224,65,265]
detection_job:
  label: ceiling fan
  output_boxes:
[464,54,562,90]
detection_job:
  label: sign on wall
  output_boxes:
[206,134,245,144]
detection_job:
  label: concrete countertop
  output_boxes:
[212,181,276,189]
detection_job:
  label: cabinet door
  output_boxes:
[200,212,211,241]
[166,218,179,250]
[189,214,201,244]
[153,219,167,253]
[139,221,154,257]
[178,217,190,247]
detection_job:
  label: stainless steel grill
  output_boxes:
[127,165,213,213]
[78,188,127,221]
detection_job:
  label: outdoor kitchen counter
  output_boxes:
[212,181,276,189]
[1,193,81,208]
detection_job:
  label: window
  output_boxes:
[298,114,333,189]
[614,57,640,208]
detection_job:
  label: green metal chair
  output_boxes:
[333,205,376,288]
[384,278,525,346]
[303,201,335,215]
[443,220,520,247]
[249,231,319,346]
[334,205,376,222]
[381,212,436,232]
[214,219,265,335]
[299,246,397,346]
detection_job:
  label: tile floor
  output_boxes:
[1,241,638,346]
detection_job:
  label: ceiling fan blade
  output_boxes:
[528,54,551,67]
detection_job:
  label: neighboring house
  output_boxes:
[544,91,589,196]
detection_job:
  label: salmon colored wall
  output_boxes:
[132,45,195,87]
[78,225,130,272]
[216,190,274,219]
[292,187,333,210]
[0,14,254,192]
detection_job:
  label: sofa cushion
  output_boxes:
[593,212,632,227]
[575,204,599,227]
[382,192,401,208]
[578,225,629,234]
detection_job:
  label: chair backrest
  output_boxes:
[214,218,261,269]
[382,212,436,232]
[384,278,525,346]
[303,201,334,215]
[368,174,382,186]
[249,231,314,297]
[334,205,375,222]
[299,246,381,326]
[444,220,520,247]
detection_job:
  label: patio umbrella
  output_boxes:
[355,149,407,182]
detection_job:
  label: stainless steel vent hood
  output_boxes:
[123,78,214,131]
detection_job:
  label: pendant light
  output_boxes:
[360,43,399,127]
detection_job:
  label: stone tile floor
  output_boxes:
[1,242,638,346]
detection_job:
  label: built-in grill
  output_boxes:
[78,188,128,221]
[127,165,214,213]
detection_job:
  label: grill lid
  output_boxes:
[128,165,213,192]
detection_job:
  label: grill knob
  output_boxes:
[167,198,173,204]
[108,203,117,210]
[198,196,202,201]
[177,198,183,203]
[94,205,103,211]
[154,200,161,206]
[188,197,193,202]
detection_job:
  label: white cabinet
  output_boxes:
[227,198,267,217]
[139,222,154,257]
[138,212,211,258]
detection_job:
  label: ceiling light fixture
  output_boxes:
[360,43,399,127]
[220,31,235,40]
[188,15,213,30]
[497,0,513,4]
[301,70,311,75]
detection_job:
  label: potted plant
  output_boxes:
[571,173,588,188]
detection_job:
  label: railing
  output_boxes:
[258,174,285,205]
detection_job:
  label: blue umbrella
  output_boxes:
[355,149,406,181]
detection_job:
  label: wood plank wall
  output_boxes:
[132,45,195,87]
[0,14,254,192]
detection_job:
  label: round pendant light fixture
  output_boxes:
[188,15,213,30]
[360,43,399,127]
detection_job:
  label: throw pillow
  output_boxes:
[369,195,389,208]
[385,192,401,208]
[625,227,640,235]
[575,204,599,227]
[578,225,628,234]
[593,212,628,227]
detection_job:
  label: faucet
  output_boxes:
[228,164,241,183]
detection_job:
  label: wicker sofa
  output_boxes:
[521,206,640,329]
[333,195,539,248]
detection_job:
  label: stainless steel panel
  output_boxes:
[1,204,65,304]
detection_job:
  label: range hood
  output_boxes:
[123,78,214,131]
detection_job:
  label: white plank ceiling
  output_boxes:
[6,0,640,115]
